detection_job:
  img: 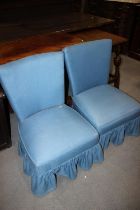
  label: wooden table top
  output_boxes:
[0,13,115,64]
[0,32,82,64]
[0,13,113,43]
[0,29,127,65]
[70,29,128,46]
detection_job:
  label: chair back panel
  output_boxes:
[0,52,64,122]
[63,39,112,95]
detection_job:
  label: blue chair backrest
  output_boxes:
[0,52,64,122]
[63,39,112,96]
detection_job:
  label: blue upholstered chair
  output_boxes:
[63,39,140,149]
[0,52,104,196]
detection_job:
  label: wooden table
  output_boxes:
[0,28,127,86]
[0,33,82,64]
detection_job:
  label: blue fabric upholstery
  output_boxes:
[19,104,99,170]
[73,85,140,134]
[63,40,140,149]
[0,52,103,196]
[63,39,112,95]
[0,52,64,122]
[19,104,103,195]
[73,85,140,148]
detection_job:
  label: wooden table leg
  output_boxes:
[113,45,122,88]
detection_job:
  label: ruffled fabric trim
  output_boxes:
[99,115,140,149]
[18,141,104,196]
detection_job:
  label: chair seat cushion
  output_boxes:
[19,104,99,170]
[73,85,140,135]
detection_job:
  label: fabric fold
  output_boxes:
[100,115,140,149]
[19,141,103,196]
